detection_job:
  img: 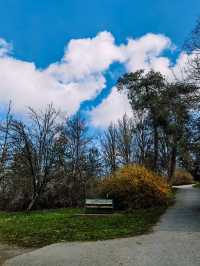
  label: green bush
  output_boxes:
[99,164,171,210]
[172,169,193,186]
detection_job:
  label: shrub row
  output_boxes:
[98,164,172,210]
[172,169,194,186]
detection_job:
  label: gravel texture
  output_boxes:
[4,185,200,266]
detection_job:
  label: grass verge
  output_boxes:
[0,207,167,248]
[193,182,200,188]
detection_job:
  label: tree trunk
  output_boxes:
[27,193,39,211]
[153,123,159,171]
[168,143,177,183]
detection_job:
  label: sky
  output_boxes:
[0,0,199,128]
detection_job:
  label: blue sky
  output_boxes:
[0,0,199,67]
[0,0,199,127]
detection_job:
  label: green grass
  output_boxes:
[193,182,200,188]
[0,207,167,248]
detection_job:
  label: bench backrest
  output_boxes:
[85,199,113,206]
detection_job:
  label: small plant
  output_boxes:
[98,164,171,210]
[172,169,193,186]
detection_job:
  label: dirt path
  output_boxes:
[4,185,200,266]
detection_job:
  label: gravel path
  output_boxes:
[4,185,200,266]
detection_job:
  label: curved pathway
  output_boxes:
[0,245,33,266]
[4,185,200,266]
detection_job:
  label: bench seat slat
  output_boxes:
[85,205,113,209]
[85,199,113,214]
[86,199,113,205]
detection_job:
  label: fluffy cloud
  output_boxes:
[0,31,190,126]
[89,33,188,128]
[121,33,172,73]
[0,56,106,114]
[0,32,121,115]
[90,87,132,127]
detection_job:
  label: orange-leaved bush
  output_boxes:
[172,169,193,186]
[99,164,171,210]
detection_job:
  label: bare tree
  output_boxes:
[101,123,118,174]
[116,114,134,165]
[61,114,90,206]
[184,18,200,82]
[11,104,61,211]
[0,102,13,188]
[133,111,152,166]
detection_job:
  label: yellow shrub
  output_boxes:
[99,164,171,210]
[173,169,193,186]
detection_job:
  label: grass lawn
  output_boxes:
[0,207,167,248]
[193,182,200,188]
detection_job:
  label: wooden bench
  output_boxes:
[85,199,113,214]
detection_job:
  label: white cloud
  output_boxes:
[0,32,191,127]
[46,31,124,84]
[121,33,172,73]
[89,33,186,127]
[0,32,116,115]
[90,87,132,127]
